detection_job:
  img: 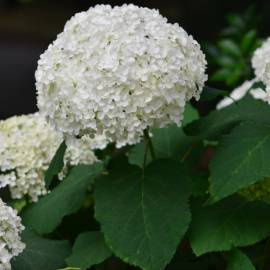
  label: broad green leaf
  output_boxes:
[129,104,198,167]
[58,268,80,270]
[210,122,270,202]
[45,141,67,187]
[95,159,191,270]
[11,229,71,270]
[182,103,199,126]
[22,163,103,234]
[185,95,270,140]
[66,231,111,270]
[227,249,255,270]
[189,197,270,256]
[200,86,229,101]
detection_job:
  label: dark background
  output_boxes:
[1,0,269,120]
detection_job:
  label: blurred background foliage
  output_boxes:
[205,6,262,88]
[0,0,270,119]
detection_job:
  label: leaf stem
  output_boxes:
[143,140,149,170]
[143,129,156,161]
[181,142,197,163]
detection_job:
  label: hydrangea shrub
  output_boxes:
[2,4,270,270]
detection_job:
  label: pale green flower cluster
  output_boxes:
[0,199,25,270]
[0,113,103,201]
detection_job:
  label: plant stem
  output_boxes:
[181,142,197,163]
[143,129,156,161]
[143,140,149,170]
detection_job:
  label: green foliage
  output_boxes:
[129,103,198,167]
[189,197,270,256]
[66,231,112,270]
[6,8,270,269]
[12,88,270,269]
[95,159,191,270]
[22,163,103,234]
[227,249,256,270]
[185,95,270,140]
[205,7,261,88]
[200,86,229,101]
[11,229,71,270]
[210,122,270,202]
[240,178,270,203]
[44,141,67,188]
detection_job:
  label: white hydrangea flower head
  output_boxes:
[0,113,102,201]
[216,79,267,110]
[36,4,207,148]
[252,38,270,85]
[0,199,25,270]
[252,37,270,102]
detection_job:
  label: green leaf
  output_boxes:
[11,229,71,270]
[200,86,229,101]
[66,231,111,270]
[218,39,241,57]
[210,122,270,202]
[22,163,103,234]
[185,95,270,140]
[129,104,198,167]
[226,14,244,29]
[251,81,266,90]
[211,68,231,82]
[45,141,67,188]
[58,268,80,270]
[225,66,242,86]
[95,159,191,270]
[227,249,256,270]
[216,55,235,67]
[182,103,199,126]
[240,30,257,54]
[189,197,270,256]
[129,125,193,167]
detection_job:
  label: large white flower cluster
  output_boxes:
[252,37,270,101]
[36,4,207,147]
[0,199,25,270]
[216,79,267,109]
[0,113,102,202]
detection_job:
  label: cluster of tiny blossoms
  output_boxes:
[0,113,103,202]
[252,37,270,101]
[0,199,25,270]
[36,4,207,148]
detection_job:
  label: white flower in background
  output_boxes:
[252,37,270,101]
[0,113,103,202]
[216,79,267,110]
[36,4,207,148]
[0,199,25,270]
